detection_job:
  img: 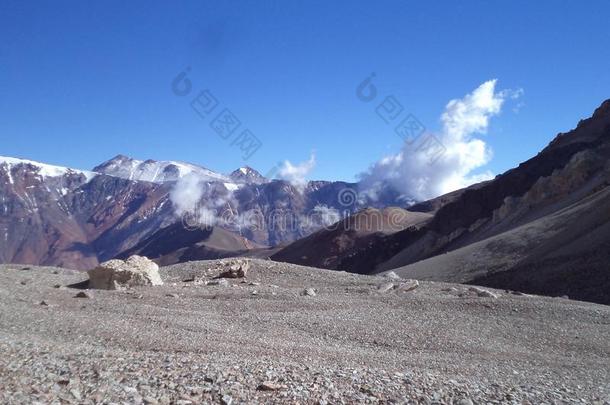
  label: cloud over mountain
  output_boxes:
[359,80,521,201]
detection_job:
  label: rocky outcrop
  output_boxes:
[215,259,251,279]
[87,256,163,290]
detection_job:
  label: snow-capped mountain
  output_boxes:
[0,156,97,184]
[229,166,268,184]
[93,155,231,184]
[0,156,173,269]
[1,154,400,269]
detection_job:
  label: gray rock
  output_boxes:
[397,279,419,292]
[384,271,401,280]
[208,279,230,287]
[218,260,250,279]
[74,291,92,299]
[377,283,395,293]
[302,288,317,297]
[468,286,499,298]
[221,394,233,405]
[257,381,284,391]
[87,256,163,290]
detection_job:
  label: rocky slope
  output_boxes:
[271,208,432,271]
[1,259,608,404]
[119,222,265,266]
[273,99,610,304]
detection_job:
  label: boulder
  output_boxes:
[208,278,230,287]
[87,255,163,290]
[468,286,498,299]
[217,260,250,279]
[397,279,419,292]
[377,282,395,293]
[384,271,401,280]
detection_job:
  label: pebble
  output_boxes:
[377,283,395,293]
[468,287,499,299]
[257,381,284,391]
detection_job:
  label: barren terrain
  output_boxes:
[1,259,609,404]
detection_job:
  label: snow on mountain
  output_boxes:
[93,155,231,184]
[229,166,267,184]
[0,156,97,182]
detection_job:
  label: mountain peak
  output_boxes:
[93,155,229,184]
[0,155,96,181]
[592,99,610,119]
[229,166,267,184]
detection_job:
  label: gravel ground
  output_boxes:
[1,259,609,404]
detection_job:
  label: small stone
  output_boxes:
[53,284,62,289]
[302,288,317,297]
[74,291,92,299]
[221,395,233,405]
[70,388,82,400]
[383,271,401,280]
[257,381,284,391]
[39,300,50,306]
[208,279,230,287]
[166,293,180,298]
[397,279,419,292]
[468,286,498,298]
[377,282,395,293]
[456,399,474,405]
[251,290,258,296]
[249,281,261,286]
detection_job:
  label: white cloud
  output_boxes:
[278,152,316,191]
[170,173,234,227]
[312,205,341,226]
[360,79,520,201]
[169,173,205,217]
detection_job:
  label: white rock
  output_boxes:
[377,282,395,293]
[469,286,498,298]
[302,288,317,297]
[397,279,419,292]
[216,259,251,278]
[383,271,401,280]
[87,256,163,290]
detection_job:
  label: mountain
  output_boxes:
[0,156,175,269]
[229,166,268,184]
[93,154,231,183]
[271,207,431,271]
[118,222,265,266]
[0,155,398,269]
[272,99,610,304]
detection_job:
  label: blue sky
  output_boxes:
[1,0,609,183]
